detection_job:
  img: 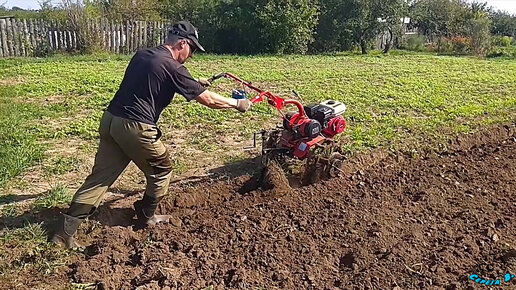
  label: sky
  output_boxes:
[3,0,516,15]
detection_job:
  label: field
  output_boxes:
[0,52,515,289]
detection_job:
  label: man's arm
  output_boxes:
[195,90,251,112]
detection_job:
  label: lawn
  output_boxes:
[0,51,515,287]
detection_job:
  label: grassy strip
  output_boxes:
[0,52,515,188]
[0,97,44,188]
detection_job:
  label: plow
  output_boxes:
[208,72,348,187]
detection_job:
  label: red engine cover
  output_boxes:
[322,116,346,138]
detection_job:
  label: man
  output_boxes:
[51,21,252,248]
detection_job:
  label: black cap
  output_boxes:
[168,20,205,52]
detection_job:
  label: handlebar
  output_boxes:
[208,72,306,117]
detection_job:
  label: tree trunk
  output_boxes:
[360,38,367,54]
[383,27,393,54]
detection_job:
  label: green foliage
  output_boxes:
[489,10,516,39]
[312,0,405,54]
[46,156,82,175]
[411,0,456,44]
[410,0,494,56]
[487,45,516,58]
[312,0,355,52]
[0,99,45,189]
[258,0,319,54]
[32,184,71,211]
[1,53,515,189]
[467,11,491,56]
[491,35,513,47]
[96,0,163,21]
[403,34,426,51]
[164,0,318,54]
[0,222,71,281]
[62,0,104,54]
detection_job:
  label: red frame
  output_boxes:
[223,73,306,117]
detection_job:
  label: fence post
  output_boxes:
[159,22,165,43]
[45,19,52,52]
[0,19,6,57]
[7,18,15,56]
[29,19,35,54]
[117,22,122,53]
[111,20,115,53]
[19,19,26,56]
[62,22,67,51]
[22,19,29,56]
[125,20,129,53]
[49,19,55,51]
[14,18,21,56]
[7,18,14,56]
[140,20,144,48]
[132,21,137,51]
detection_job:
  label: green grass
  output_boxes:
[45,156,82,176]
[0,50,515,289]
[32,184,71,211]
[0,52,515,192]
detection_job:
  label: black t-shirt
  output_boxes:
[107,45,205,125]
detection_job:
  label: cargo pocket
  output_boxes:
[147,149,172,177]
[139,123,161,143]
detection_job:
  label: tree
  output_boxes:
[164,0,319,54]
[258,0,319,54]
[489,10,516,39]
[411,0,456,51]
[379,0,406,53]
[348,0,405,54]
[313,0,357,52]
[313,0,404,54]
[97,0,163,21]
[467,10,491,55]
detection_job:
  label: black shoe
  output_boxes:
[50,213,84,249]
[134,196,177,227]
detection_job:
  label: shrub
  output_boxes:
[403,34,426,51]
[467,12,491,56]
[33,42,54,57]
[491,35,513,47]
[258,0,319,54]
[487,46,516,58]
[451,36,472,54]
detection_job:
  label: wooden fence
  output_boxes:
[0,18,169,57]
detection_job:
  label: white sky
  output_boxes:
[3,0,516,15]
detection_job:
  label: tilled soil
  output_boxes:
[67,125,515,289]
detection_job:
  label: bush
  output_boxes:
[403,34,426,51]
[258,0,319,54]
[467,12,491,56]
[487,46,516,58]
[451,36,472,54]
[62,0,103,54]
[33,42,54,57]
[491,35,513,47]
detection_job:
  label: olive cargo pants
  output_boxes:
[71,111,173,207]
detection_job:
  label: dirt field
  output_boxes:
[33,124,508,290]
[1,124,514,290]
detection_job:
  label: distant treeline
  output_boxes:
[1,0,515,56]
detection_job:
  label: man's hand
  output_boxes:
[197,78,211,88]
[236,99,252,113]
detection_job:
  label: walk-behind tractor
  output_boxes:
[208,72,347,186]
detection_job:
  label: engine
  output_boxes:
[305,100,346,138]
[279,100,346,159]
